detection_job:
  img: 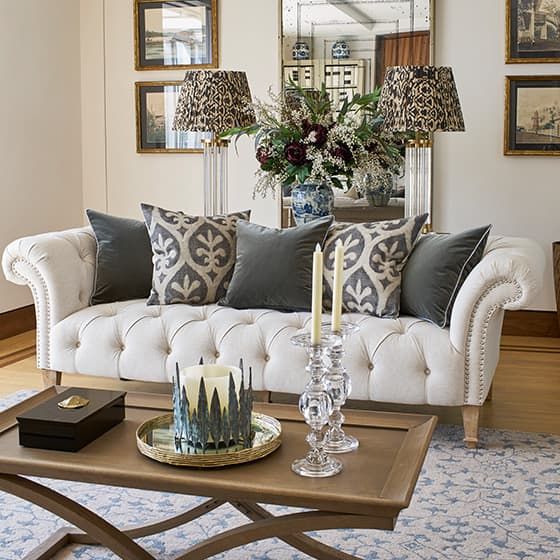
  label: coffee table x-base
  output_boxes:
[0,387,436,560]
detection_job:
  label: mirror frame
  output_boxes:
[277,0,436,226]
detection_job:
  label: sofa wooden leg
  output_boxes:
[42,370,61,387]
[485,382,493,402]
[462,405,481,448]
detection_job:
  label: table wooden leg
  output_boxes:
[232,501,364,560]
[175,509,392,560]
[1,473,390,560]
[0,474,155,560]
[29,498,225,551]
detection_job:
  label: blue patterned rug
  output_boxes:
[0,390,558,559]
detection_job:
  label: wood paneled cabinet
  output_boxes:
[283,59,366,104]
[281,200,404,228]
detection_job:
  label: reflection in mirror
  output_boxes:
[281,0,433,227]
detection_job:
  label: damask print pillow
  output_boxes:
[141,204,250,306]
[323,214,427,318]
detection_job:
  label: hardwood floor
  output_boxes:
[0,332,558,435]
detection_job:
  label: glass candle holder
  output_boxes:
[322,322,360,454]
[290,333,343,478]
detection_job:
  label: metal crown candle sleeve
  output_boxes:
[173,359,254,454]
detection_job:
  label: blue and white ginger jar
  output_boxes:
[332,40,350,59]
[291,183,334,226]
[292,41,310,60]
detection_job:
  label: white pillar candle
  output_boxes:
[311,243,323,346]
[331,239,344,333]
[179,364,242,412]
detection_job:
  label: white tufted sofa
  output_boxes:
[3,227,544,447]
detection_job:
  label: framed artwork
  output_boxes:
[135,81,210,153]
[504,76,560,155]
[506,0,560,63]
[134,0,218,70]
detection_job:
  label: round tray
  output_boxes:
[136,412,282,468]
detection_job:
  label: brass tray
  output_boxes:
[136,413,282,468]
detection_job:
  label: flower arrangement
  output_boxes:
[223,82,404,198]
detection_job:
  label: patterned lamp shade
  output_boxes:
[378,66,465,133]
[173,70,255,134]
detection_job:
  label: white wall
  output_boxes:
[80,0,558,310]
[81,0,280,227]
[433,0,558,310]
[0,0,83,313]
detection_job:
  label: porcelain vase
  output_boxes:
[366,190,393,207]
[291,183,334,226]
[292,41,310,60]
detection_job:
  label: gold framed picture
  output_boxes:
[135,81,210,153]
[134,0,218,71]
[506,0,560,63]
[504,75,560,156]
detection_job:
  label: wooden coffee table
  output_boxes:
[0,387,436,560]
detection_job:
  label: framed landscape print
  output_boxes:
[504,76,560,155]
[134,0,218,70]
[506,0,560,62]
[135,81,210,153]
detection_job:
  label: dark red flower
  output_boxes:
[256,145,271,166]
[284,141,307,165]
[331,142,353,163]
[305,123,328,147]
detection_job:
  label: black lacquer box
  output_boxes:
[17,388,126,452]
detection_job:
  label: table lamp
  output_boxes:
[173,70,255,216]
[378,66,465,229]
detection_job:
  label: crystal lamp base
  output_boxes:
[291,455,343,478]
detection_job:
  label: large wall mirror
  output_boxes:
[280,0,434,226]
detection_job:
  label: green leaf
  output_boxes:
[331,176,344,190]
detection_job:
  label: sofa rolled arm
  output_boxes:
[449,236,545,406]
[2,227,96,369]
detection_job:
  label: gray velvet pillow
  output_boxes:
[141,204,250,306]
[86,209,153,305]
[219,216,333,312]
[400,225,492,327]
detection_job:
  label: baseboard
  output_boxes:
[0,305,36,340]
[502,310,559,338]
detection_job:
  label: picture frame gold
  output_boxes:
[135,81,206,154]
[504,75,560,156]
[134,0,218,71]
[506,0,560,63]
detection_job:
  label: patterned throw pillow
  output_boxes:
[323,214,427,318]
[141,204,250,305]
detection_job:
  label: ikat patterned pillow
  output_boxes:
[323,214,427,318]
[141,204,250,306]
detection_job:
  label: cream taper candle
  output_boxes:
[311,243,323,346]
[331,239,344,332]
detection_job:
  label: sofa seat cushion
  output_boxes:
[51,300,465,406]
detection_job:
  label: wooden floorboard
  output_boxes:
[0,330,36,368]
[501,335,560,353]
[0,333,558,436]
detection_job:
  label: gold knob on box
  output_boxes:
[57,395,90,409]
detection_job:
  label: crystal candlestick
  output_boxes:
[323,322,360,454]
[290,333,342,478]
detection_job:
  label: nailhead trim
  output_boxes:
[463,278,523,405]
[10,257,52,369]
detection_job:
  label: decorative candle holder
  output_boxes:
[322,322,360,454]
[290,333,343,478]
[172,359,254,454]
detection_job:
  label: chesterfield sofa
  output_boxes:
[3,227,544,447]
